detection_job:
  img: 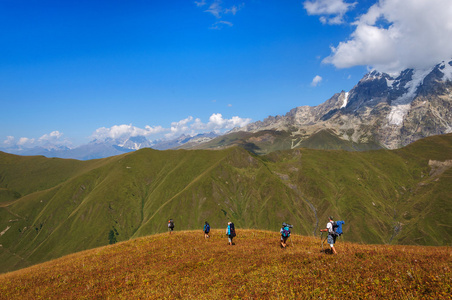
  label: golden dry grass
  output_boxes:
[1,229,451,299]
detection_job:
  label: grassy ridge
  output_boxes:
[186,129,383,154]
[1,230,450,299]
[0,134,451,274]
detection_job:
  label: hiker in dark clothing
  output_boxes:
[168,219,174,234]
[203,221,210,239]
[320,216,337,254]
[280,223,292,248]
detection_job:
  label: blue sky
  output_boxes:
[1,0,451,148]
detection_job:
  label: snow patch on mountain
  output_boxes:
[385,77,395,88]
[440,61,452,81]
[340,92,349,108]
[387,68,432,126]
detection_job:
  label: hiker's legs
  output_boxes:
[330,245,337,254]
[228,236,232,245]
[327,235,337,254]
[281,237,287,248]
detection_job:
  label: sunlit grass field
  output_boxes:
[1,229,450,299]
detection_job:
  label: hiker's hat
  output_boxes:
[329,216,334,220]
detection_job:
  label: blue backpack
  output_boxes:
[204,223,210,233]
[331,221,344,236]
[282,226,291,238]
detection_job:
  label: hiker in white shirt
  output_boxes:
[320,216,337,254]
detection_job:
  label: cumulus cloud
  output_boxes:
[3,131,72,149]
[303,0,357,24]
[165,113,251,139]
[311,75,323,87]
[17,137,35,146]
[38,131,64,143]
[91,124,165,141]
[322,0,452,73]
[89,114,251,142]
[3,115,252,150]
[4,136,15,146]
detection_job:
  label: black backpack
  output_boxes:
[168,219,174,229]
[229,222,236,237]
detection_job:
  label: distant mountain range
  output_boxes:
[2,60,451,159]
[0,132,218,160]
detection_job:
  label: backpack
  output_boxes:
[205,223,210,233]
[281,226,291,238]
[330,220,344,237]
[229,223,236,237]
[168,220,174,229]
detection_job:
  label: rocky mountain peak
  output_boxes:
[233,60,452,151]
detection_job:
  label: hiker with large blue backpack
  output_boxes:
[320,216,344,254]
[203,221,210,239]
[226,222,236,245]
[280,222,292,248]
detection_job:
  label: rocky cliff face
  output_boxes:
[236,60,452,149]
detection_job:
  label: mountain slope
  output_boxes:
[1,230,450,299]
[0,134,451,273]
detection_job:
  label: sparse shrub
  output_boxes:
[108,230,117,244]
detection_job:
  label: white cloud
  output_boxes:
[225,3,244,15]
[3,115,252,149]
[91,124,165,141]
[90,114,251,142]
[205,0,223,18]
[3,136,15,146]
[38,131,64,143]
[3,131,72,149]
[165,113,251,138]
[17,137,35,146]
[210,20,233,30]
[303,0,357,24]
[197,0,244,29]
[169,117,194,135]
[322,0,452,73]
[195,0,207,7]
[311,75,323,87]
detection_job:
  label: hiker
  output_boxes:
[168,219,174,234]
[280,222,292,248]
[203,221,210,239]
[226,222,236,245]
[320,216,337,254]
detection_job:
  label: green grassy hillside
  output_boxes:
[1,230,450,299]
[0,133,451,273]
[186,129,383,154]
